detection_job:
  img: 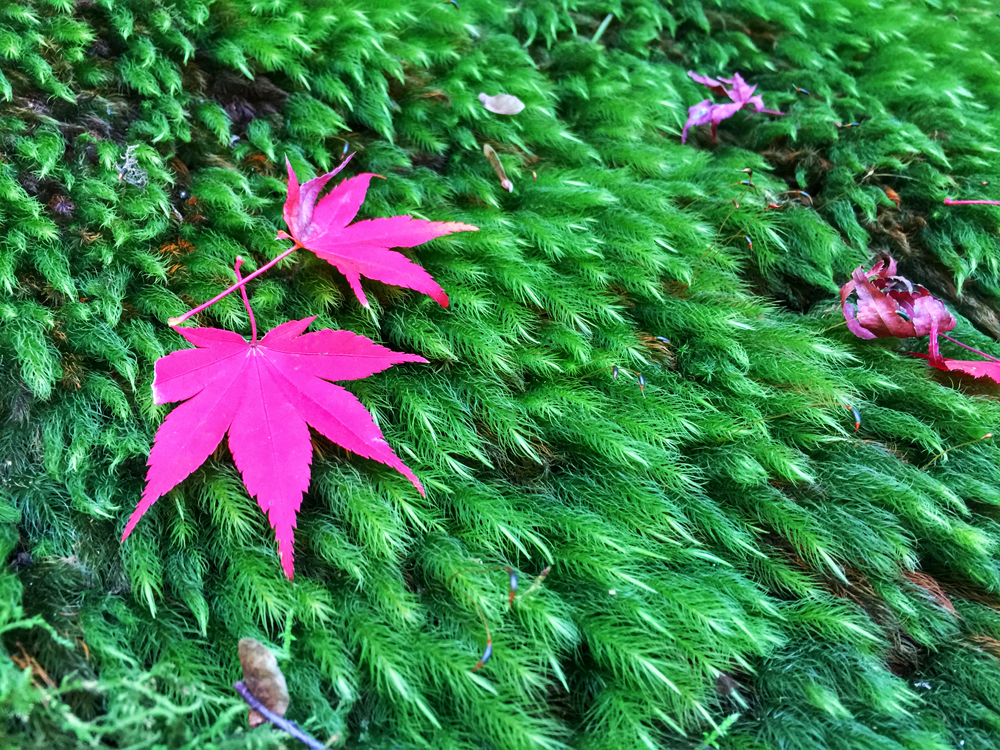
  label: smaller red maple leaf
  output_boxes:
[278,155,477,308]
[123,261,426,579]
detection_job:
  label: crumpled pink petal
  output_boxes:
[687,71,728,97]
[720,73,756,104]
[684,70,784,143]
[709,101,744,139]
[682,100,715,143]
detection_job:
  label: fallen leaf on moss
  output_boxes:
[278,157,478,308]
[239,638,289,728]
[682,71,784,143]
[122,313,426,579]
[910,353,1000,385]
[478,92,525,115]
[840,256,956,361]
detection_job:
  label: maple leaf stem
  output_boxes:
[940,333,1000,363]
[234,256,258,344]
[944,198,1000,206]
[233,681,330,750]
[168,243,303,326]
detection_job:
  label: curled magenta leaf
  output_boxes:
[840,256,956,362]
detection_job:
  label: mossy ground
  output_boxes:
[4,0,1000,748]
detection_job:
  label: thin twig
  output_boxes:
[944,198,1000,206]
[822,319,848,333]
[518,565,551,600]
[920,434,993,471]
[233,681,329,750]
[591,13,614,43]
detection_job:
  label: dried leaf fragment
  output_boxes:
[478,92,525,115]
[239,638,289,728]
[483,144,513,193]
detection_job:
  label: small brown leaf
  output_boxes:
[238,638,290,728]
[478,92,525,116]
[483,144,513,193]
[885,187,901,208]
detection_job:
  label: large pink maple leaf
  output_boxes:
[121,315,426,579]
[278,155,478,308]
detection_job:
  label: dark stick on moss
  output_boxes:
[233,681,328,749]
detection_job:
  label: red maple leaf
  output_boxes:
[910,353,1000,385]
[840,256,1000,386]
[122,309,426,579]
[277,155,477,308]
[840,256,956,360]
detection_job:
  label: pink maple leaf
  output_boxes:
[682,71,784,144]
[911,354,1000,385]
[840,256,956,361]
[122,260,426,579]
[277,155,478,308]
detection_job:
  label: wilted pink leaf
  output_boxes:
[682,100,743,142]
[683,70,784,144]
[687,72,728,97]
[681,100,714,143]
[478,92,525,115]
[840,256,956,360]
[718,72,756,105]
[121,317,426,579]
[279,158,478,308]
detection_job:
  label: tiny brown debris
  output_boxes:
[483,144,513,192]
[966,634,1000,659]
[47,194,75,217]
[10,642,57,689]
[903,570,958,616]
[238,638,289,728]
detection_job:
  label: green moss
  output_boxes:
[3,0,1000,747]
